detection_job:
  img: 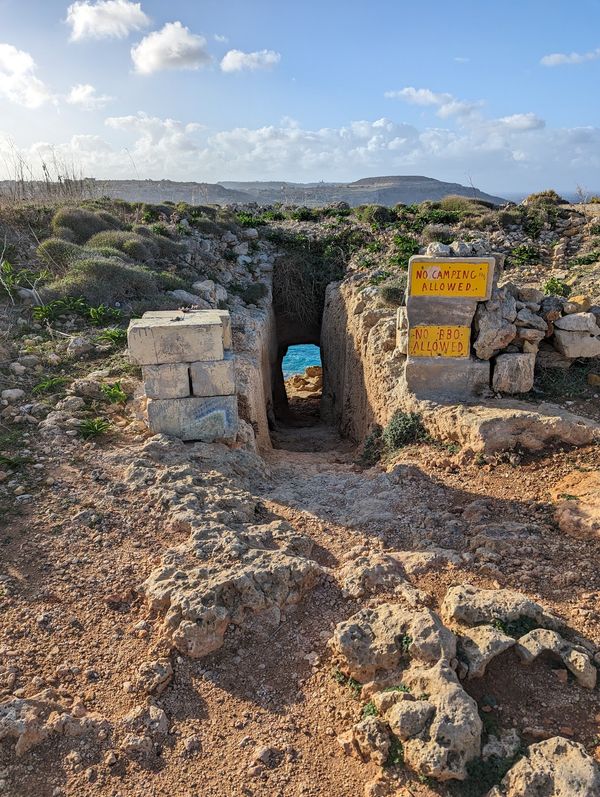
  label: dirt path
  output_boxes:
[1,419,599,797]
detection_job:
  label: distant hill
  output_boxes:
[0,176,507,207]
[219,176,507,207]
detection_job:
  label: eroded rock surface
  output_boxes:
[488,737,600,796]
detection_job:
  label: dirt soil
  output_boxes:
[1,403,600,797]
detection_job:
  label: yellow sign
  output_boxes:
[409,325,471,358]
[409,261,490,298]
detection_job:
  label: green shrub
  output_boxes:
[543,277,571,297]
[87,230,157,262]
[95,210,125,229]
[390,234,420,268]
[569,250,600,266]
[97,327,127,345]
[379,276,407,306]
[46,257,159,305]
[498,208,523,229]
[509,244,539,267]
[89,245,130,260]
[37,238,86,272]
[288,206,321,222]
[382,411,428,451]
[158,271,187,290]
[190,217,223,236]
[100,382,127,404]
[439,195,487,213]
[52,208,111,244]
[359,425,383,465]
[422,223,454,244]
[149,223,171,237]
[79,417,111,439]
[524,189,565,206]
[88,304,122,325]
[242,282,268,304]
[354,204,396,226]
[590,196,600,204]
[589,223,600,236]
[52,226,76,242]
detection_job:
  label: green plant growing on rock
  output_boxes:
[570,250,600,266]
[509,244,539,267]
[79,417,111,439]
[385,734,404,767]
[87,230,158,262]
[32,375,70,395]
[543,277,571,297]
[389,234,420,268]
[87,304,121,326]
[359,425,383,465]
[379,275,407,307]
[100,382,127,404]
[382,411,429,452]
[97,327,127,345]
[362,701,378,718]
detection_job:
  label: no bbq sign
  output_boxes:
[408,325,470,358]
[408,258,492,299]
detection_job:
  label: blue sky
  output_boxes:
[1,0,599,194]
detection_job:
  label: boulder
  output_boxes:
[492,353,536,394]
[553,328,600,358]
[458,625,515,678]
[515,308,547,331]
[518,286,545,303]
[551,471,600,540]
[1,389,25,403]
[515,629,597,689]
[386,698,435,741]
[488,737,600,796]
[474,290,517,360]
[330,603,456,682]
[402,662,482,781]
[337,717,391,766]
[441,584,559,630]
[554,313,599,332]
[167,289,211,308]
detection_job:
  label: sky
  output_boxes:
[0,0,600,195]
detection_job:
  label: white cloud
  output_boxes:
[385,86,481,119]
[67,83,112,110]
[214,34,228,43]
[220,49,281,73]
[3,112,600,194]
[541,47,600,66]
[495,113,545,131]
[0,43,53,108]
[131,21,211,74]
[66,0,149,41]
[454,56,470,63]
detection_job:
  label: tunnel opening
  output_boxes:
[279,343,323,427]
[266,227,350,448]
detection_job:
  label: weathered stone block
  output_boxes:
[405,357,490,399]
[128,314,224,365]
[553,328,600,358]
[143,362,191,399]
[406,296,478,327]
[492,353,536,394]
[190,354,235,397]
[147,396,238,442]
[554,312,599,332]
[141,309,232,350]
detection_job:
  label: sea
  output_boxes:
[282,344,321,379]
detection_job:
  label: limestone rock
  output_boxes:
[552,471,600,540]
[0,690,108,756]
[347,717,392,766]
[518,287,545,303]
[135,659,173,695]
[482,728,521,761]
[553,328,600,358]
[67,336,94,357]
[338,549,407,598]
[458,625,515,678]
[330,604,456,682]
[474,289,517,360]
[1,389,25,403]
[441,584,559,630]
[385,698,435,741]
[402,662,482,781]
[492,353,536,394]
[515,629,597,689]
[488,737,600,796]
[554,312,600,332]
[515,308,547,331]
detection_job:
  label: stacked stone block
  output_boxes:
[127,309,238,442]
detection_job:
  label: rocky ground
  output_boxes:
[1,195,600,796]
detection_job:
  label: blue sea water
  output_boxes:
[282,344,321,378]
